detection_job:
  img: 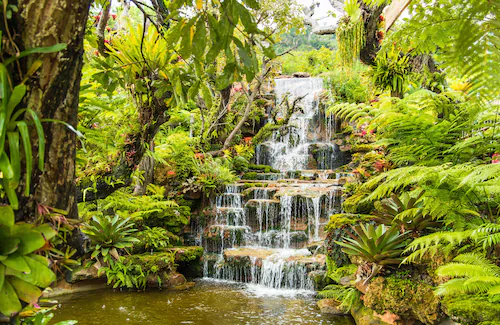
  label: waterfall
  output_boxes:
[199,77,349,291]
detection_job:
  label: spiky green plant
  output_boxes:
[317,285,361,311]
[336,223,408,282]
[82,215,139,268]
[373,190,441,234]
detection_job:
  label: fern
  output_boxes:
[435,252,500,298]
[317,285,361,311]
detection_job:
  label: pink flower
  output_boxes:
[492,153,500,164]
[361,129,367,136]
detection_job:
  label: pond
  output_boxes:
[52,279,355,325]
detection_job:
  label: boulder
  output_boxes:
[350,301,392,325]
[67,265,102,283]
[317,298,348,315]
[308,270,333,290]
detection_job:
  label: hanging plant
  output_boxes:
[337,0,365,68]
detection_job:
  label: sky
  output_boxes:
[296,0,340,31]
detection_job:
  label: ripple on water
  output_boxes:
[51,280,354,325]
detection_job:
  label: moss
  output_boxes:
[364,276,444,325]
[342,191,374,214]
[442,295,500,325]
[242,172,258,180]
[247,164,280,173]
[123,252,176,274]
[166,246,204,263]
[326,213,372,230]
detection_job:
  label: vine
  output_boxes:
[336,0,365,68]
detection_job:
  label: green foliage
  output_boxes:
[373,190,441,234]
[82,215,139,268]
[21,307,77,325]
[435,253,500,299]
[103,252,176,290]
[317,285,361,311]
[336,0,364,68]
[0,44,66,208]
[186,156,237,196]
[370,48,411,98]
[134,226,173,253]
[279,47,335,76]
[336,224,408,274]
[323,67,370,103]
[0,206,57,317]
[384,0,500,100]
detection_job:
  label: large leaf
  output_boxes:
[2,253,30,273]
[5,255,55,287]
[15,229,45,255]
[0,206,14,229]
[9,276,42,304]
[4,43,67,66]
[0,279,22,316]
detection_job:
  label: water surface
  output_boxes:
[52,280,354,325]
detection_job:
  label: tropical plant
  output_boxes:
[373,190,441,234]
[336,223,408,282]
[317,284,361,311]
[82,215,139,268]
[135,226,172,253]
[0,43,66,208]
[435,253,500,300]
[21,306,77,325]
[336,0,365,68]
[0,206,57,317]
[101,259,148,290]
[370,47,411,98]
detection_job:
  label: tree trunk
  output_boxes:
[133,142,155,196]
[17,0,91,220]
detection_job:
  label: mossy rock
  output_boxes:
[350,300,392,325]
[364,276,444,325]
[242,172,258,180]
[442,295,500,325]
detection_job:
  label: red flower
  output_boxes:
[167,170,176,176]
[377,31,384,39]
[243,137,252,144]
[111,14,117,20]
[493,153,500,164]
[106,27,111,32]
[233,84,243,92]
[379,15,385,22]
[104,39,110,44]
[194,153,205,159]
[361,129,367,136]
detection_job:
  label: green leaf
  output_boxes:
[26,109,45,171]
[0,151,14,179]
[0,264,4,292]
[7,132,20,188]
[2,253,30,273]
[9,276,42,304]
[2,178,18,209]
[17,121,32,196]
[193,18,207,58]
[4,43,67,66]
[6,84,26,120]
[34,224,57,241]
[0,278,22,316]
[5,255,55,287]
[14,229,45,255]
[0,206,14,229]
[242,0,259,9]
[200,82,213,109]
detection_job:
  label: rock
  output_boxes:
[317,298,348,315]
[308,270,333,290]
[67,265,102,283]
[351,301,392,325]
[293,72,311,78]
[170,281,196,291]
[164,272,187,288]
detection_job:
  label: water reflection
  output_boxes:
[52,280,354,325]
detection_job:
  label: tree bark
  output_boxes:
[96,0,112,56]
[16,0,91,220]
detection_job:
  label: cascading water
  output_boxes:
[201,77,348,292]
